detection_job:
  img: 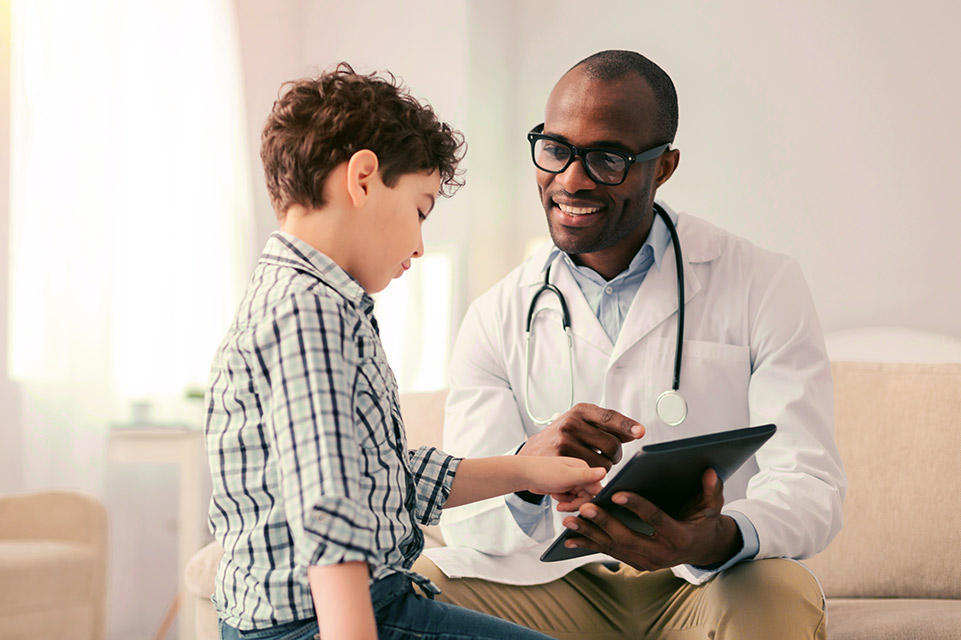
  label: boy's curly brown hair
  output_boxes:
[261,62,466,219]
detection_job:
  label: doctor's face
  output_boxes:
[536,67,677,278]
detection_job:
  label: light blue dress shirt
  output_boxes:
[508,209,760,579]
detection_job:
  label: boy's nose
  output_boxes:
[412,234,424,258]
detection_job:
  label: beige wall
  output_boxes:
[503,1,961,337]
[232,0,961,339]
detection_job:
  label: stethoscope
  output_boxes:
[524,203,688,427]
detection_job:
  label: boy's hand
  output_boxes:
[552,486,599,512]
[525,456,606,508]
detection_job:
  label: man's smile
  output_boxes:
[555,202,602,215]
[550,197,606,227]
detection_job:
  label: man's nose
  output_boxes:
[555,156,597,192]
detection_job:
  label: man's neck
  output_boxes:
[569,231,650,281]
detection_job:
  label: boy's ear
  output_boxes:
[345,149,380,208]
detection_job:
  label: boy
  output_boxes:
[205,63,618,640]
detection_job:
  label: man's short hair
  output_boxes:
[261,62,465,219]
[570,50,678,144]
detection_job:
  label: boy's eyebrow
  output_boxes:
[424,193,436,213]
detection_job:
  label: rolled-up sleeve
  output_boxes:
[408,447,460,526]
[256,292,377,568]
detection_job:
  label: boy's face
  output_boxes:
[354,170,441,293]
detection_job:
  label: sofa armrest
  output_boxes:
[0,490,108,550]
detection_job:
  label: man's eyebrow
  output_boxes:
[542,130,634,153]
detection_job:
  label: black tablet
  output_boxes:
[540,423,777,563]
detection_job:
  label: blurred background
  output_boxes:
[2,0,960,637]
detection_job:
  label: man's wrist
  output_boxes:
[694,515,743,569]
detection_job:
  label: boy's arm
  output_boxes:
[444,455,605,509]
[308,561,377,640]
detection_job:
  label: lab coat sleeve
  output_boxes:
[439,297,555,555]
[723,258,847,562]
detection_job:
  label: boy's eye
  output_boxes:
[418,210,427,221]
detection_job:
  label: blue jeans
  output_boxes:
[219,573,553,640]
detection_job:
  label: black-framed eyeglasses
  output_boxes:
[527,123,671,186]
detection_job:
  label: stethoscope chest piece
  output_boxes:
[655,389,687,426]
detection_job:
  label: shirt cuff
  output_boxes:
[672,510,759,585]
[410,447,461,526]
[303,495,376,567]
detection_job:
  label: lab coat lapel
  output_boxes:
[609,231,703,366]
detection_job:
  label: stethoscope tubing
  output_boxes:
[662,206,684,393]
[524,204,686,425]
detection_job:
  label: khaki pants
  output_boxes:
[412,556,826,640]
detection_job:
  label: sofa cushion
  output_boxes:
[826,598,961,640]
[805,362,961,599]
[0,540,99,615]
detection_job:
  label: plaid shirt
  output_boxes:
[205,231,460,630]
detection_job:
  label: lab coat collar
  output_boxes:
[658,201,722,264]
[610,207,725,363]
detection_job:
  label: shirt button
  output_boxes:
[605,286,614,295]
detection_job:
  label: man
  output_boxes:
[412,50,846,639]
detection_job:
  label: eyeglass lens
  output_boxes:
[532,138,628,185]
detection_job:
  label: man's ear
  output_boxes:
[346,149,380,207]
[654,148,680,187]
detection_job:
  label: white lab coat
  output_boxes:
[424,204,846,586]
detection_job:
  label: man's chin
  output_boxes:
[549,234,594,256]
[547,223,595,255]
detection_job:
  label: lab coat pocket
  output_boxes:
[645,337,751,435]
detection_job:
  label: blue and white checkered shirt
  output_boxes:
[205,231,460,630]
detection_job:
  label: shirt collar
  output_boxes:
[260,231,375,315]
[540,204,676,281]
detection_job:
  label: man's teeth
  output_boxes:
[556,203,601,215]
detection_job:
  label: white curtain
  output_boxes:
[9,0,255,492]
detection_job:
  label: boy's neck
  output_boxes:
[281,202,360,281]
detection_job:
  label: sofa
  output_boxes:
[0,490,108,640]
[186,361,961,639]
